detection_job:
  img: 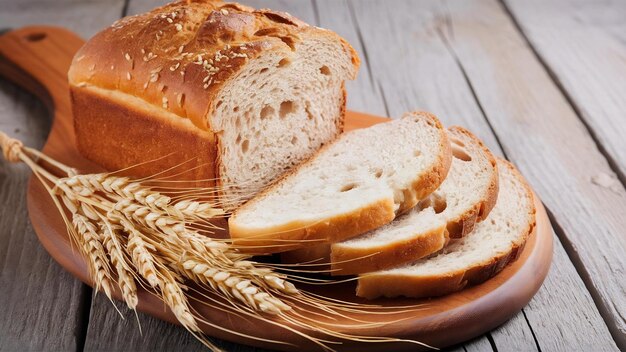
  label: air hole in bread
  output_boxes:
[290,136,298,145]
[346,164,356,171]
[279,101,296,118]
[319,65,331,76]
[235,135,242,143]
[373,169,383,178]
[340,183,358,192]
[254,28,280,36]
[235,116,241,128]
[452,145,472,161]
[279,36,296,50]
[278,58,292,67]
[263,12,297,26]
[233,106,239,112]
[305,104,314,120]
[241,139,249,153]
[216,100,223,108]
[418,193,447,214]
[450,137,465,147]
[260,67,269,74]
[414,150,422,157]
[260,105,275,119]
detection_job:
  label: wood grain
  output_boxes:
[0,74,85,352]
[439,0,625,349]
[347,0,620,350]
[0,1,125,351]
[504,0,626,184]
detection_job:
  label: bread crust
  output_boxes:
[230,111,452,254]
[330,223,447,275]
[72,85,217,186]
[356,159,536,299]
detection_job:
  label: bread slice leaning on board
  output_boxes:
[282,126,499,275]
[68,0,360,209]
[356,159,536,299]
[229,111,452,253]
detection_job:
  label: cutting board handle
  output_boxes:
[0,26,83,114]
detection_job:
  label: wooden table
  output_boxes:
[0,1,624,351]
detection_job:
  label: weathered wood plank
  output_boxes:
[0,79,85,351]
[504,0,626,184]
[349,0,621,350]
[0,0,126,38]
[83,294,267,352]
[0,1,126,351]
[440,0,625,349]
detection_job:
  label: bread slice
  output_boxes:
[356,159,536,299]
[229,111,452,253]
[281,127,499,274]
[68,1,360,209]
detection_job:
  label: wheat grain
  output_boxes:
[60,174,223,219]
[72,213,114,300]
[100,222,138,309]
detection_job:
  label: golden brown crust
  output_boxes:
[330,223,447,275]
[72,86,217,186]
[356,159,536,299]
[68,0,359,131]
[230,111,452,254]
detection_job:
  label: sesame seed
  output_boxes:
[126,72,132,80]
[111,65,115,70]
[170,62,180,71]
[175,23,183,31]
[140,49,145,54]
[178,45,184,53]
[203,83,209,89]
[143,82,149,89]
[89,64,96,71]
[150,73,159,82]
[180,70,185,76]
[162,96,168,108]
[203,76,210,83]
[124,53,131,61]
[177,93,184,106]
[166,17,173,23]
[220,9,229,15]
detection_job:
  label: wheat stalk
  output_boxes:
[0,131,431,351]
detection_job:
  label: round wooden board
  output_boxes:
[0,26,553,351]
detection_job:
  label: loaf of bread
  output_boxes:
[356,159,535,299]
[229,111,452,253]
[282,126,499,275]
[68,0,359,209]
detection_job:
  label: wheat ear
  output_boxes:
[71,213,114,300]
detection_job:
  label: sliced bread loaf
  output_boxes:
[229,111,452,253]
[356,159,536,299]
[282,127,499,274]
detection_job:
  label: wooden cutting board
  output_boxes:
[0,26,553,351]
